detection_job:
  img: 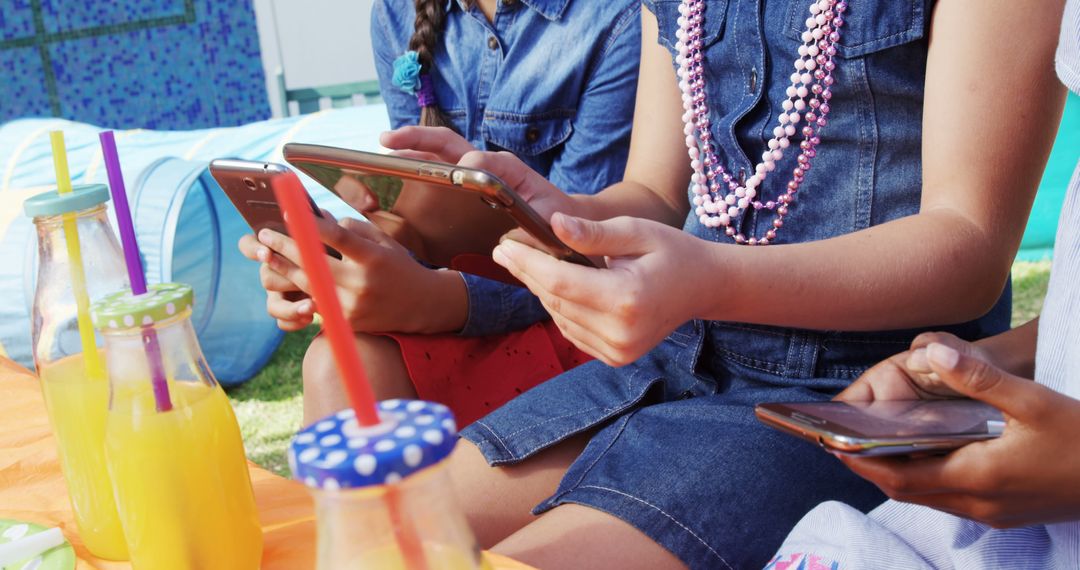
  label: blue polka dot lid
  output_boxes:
[289,399,458,491]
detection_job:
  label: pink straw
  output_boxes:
[99,131,172,412]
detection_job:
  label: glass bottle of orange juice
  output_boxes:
[24,184,129,560]
[91,283,262,569]
[290,400,490,569]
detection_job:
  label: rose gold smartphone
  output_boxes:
[755,399,1004,456]
[282,142,594,270]
[209,159,341,259]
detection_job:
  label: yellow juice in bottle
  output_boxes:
[104,380,262,570]
[38,353,128,560]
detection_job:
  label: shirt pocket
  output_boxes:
[481,113,574,157]
[785,0,927,58]
[649,0,728,57]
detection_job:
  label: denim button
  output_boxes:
[487,36,499,50]
[679,390,694,400]
[749,68,758,93]
[525,126,540,142]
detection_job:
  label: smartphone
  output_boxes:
[755,399,1005,456]
[209,159,341,259]
[282,143,594,271]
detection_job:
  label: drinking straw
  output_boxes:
[0,527,65,566]
[270,179,380,426]
[272,178,430,569]
[99,131,173,412]
[50,131,105,380]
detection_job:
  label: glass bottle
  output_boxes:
[290,401,489,569]
[91,283,262,569]
[24,184,129,560]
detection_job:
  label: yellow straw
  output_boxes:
[50,131,105,378]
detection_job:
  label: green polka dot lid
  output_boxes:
[91,282,194,331]
[289,400,458,491]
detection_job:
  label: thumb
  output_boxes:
[552,214,649,257]
[925,342,1043,420]
[458,150,554,203]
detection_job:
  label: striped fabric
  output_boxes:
[1058,0,1080,95]
[766,3,1080,568]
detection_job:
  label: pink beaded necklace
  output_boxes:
[677,0,847,245]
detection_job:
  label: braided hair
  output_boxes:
[406,0,472,128]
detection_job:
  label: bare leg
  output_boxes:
[302,332,416,424]
[448,436,590,548]
[493,505,687,570]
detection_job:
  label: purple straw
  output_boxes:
[99,131,172,412]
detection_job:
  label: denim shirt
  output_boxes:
[642,0,1011,379]
[372,0,641,336]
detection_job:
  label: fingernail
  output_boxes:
[556,213,581,240]
[499,239,523,253]
[492,245,511,267]
[906,348,930,371]
[258,229,272,244]
[256,247,269,262]
[927,343,960,371]
[297,300,312,315]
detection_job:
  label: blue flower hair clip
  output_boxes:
[392,51,437,107]
[392,51,423,95]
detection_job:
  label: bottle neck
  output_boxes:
[30,204,129,368]
[100,310,220,414]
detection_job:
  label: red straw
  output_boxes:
[271,175,381,427]
[274,173,431,569]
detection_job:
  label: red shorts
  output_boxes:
[386,320,592,427]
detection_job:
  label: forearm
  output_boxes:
[974,318,1039,379]
[572,180,688,227]
[407,268,469,334]
[701,208,1015,331]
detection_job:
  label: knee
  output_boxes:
[302,334,338,395]
[305,332,412,401]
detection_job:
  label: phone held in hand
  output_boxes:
[282,143,595,271]
[755,399,1005,456]
[209,159,342,259]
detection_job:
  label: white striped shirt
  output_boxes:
[768,2,1080,568]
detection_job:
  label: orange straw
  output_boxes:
[270,176,380,426]
[273,173,430,569]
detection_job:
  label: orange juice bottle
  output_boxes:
[91,283,262,569]
[24,184,129,560]
[290,401,490,569]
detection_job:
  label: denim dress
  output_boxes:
[771,2,1080,568]
[372,0,641,336]
[459,0,1012,568]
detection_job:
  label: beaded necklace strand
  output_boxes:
[676,0,847,244]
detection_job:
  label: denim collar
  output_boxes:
[444,0,569,21]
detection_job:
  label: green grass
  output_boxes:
[231,261,1055,477]
[226,326,315,476]
[1011,260,1052,327]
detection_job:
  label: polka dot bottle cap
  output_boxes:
[91,282,194,331]
[289,399,458,491]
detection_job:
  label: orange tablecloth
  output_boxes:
[0,357,529,569]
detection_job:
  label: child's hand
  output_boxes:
[838,343,1080,528]
[379,126,476,164]
[382,129,587,222]
[836,332,989,402]
[238,233,314,331]
[254,217,467,335]
[492,213,705,367]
